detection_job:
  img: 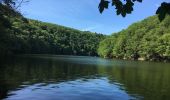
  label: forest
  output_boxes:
[0,4,105,56]
[1,2,170,61]
[98,15,170,61]
[1,1,170,100]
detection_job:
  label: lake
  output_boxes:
[0,55,170,100]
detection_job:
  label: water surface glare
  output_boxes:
[0,55,170,100]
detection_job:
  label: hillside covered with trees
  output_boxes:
[0,4,105,56]
[1,2,170,61]
[98,15,170,61]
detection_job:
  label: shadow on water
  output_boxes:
[0,55,170,100]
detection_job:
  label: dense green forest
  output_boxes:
[0,4,105,56]
[98,15,170,61]
[1,3,170,61]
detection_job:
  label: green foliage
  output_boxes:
[98,15,170,61]
[98,36,116,58]
[156,2,170,21]
[0,4,105,56]
[99,0,142,16]
[99,0,170,21]
[1,0,169,21]
[98,0,110,13]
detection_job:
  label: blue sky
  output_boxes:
[20,0,169,35]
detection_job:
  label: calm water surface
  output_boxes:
[0,55,170,100]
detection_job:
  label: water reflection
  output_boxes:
[0,55,170,100]
[5,78,136,100]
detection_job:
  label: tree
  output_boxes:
[98,15,170,61]
[98,0,170,21]
[0,0,28,9]
[0,3,106,56]
[1,0,170,21]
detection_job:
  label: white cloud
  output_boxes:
[81,25,101,31]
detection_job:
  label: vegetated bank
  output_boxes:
[98,15,170,62]
[0,4,105,56]
[2,3,170,62]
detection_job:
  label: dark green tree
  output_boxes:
[98,0,170,21]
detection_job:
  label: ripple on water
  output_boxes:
[5,77,136,100]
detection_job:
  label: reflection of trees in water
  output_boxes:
[0,56,170,100]
[0,56,100,99]
[102,63,170,100]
